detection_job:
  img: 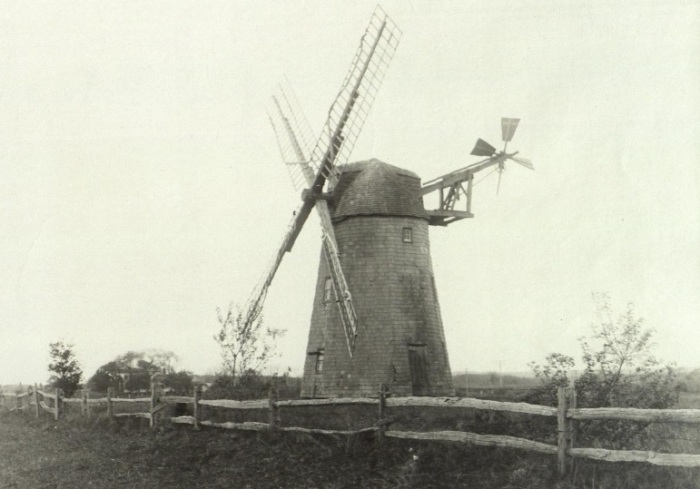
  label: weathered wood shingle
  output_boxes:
[331,159,428,222]
[301,160,454,398]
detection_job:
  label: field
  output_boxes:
[0,411,559,489]
[3,376,700,488]
[2,402,700,489]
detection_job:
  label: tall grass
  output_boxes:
[7,385,700,489]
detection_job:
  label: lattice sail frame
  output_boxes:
[270,7,401,189]
[310,6,401,185]
[240,205,308,333]
[268,79,317,191]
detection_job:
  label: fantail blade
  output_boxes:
[501,118,520,143]
[471,138,497,157]
[511,155,534,170]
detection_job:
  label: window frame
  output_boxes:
[323,277,333,303]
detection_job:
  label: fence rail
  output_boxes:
[386,430,558,455]
[2,383,699,476]
[568,407,700,423]
[385,396,558,417]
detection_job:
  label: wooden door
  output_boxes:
[408,347,430,396]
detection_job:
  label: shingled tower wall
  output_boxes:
[301,159,454,398]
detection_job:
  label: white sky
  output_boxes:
[1,0,698,385]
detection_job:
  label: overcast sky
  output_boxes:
[1,0,698,386]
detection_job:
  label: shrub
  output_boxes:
[525,294,680,449]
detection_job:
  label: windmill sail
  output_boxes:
[241,199,315,333]
[308,6,401,187]
[268,80,317,190]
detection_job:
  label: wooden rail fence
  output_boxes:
[2,383,699,476]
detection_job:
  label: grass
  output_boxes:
[0,410,558,489]
[3,402,700,489]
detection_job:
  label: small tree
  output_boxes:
[48,340,83,397]
[214,302,285,386]
[527,293,679,449]
[530,352,575,389]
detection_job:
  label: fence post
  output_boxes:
[377,384,388,446]
[568,388,577,474]
[107,387,114,420]
[150,379,157,429]
[557,386,570,477]
[268,385,280,430]
[33,384,39,418]
[193,385,201,431]
[54,388,60,421]
[86,389,91,417]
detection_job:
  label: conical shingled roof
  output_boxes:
[330,159,428,222]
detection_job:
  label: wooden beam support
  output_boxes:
[425,209,474,226]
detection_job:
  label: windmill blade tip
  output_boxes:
[510,155,535,170]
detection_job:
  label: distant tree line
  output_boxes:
[87,349,193,395]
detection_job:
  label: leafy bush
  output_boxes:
[205,370,269,401]
[525,294,680,449]
[204,369,301,401]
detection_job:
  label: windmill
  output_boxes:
[240,9,534,398]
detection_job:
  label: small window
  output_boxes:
[323,277,333,303]
[402,227,413,243]
[315,350,325,373]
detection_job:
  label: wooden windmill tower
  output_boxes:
[243,8,533,398]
